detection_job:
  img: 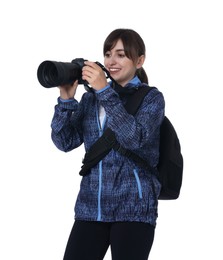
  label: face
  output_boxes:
[104,39,144,87]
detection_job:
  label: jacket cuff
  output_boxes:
[57,97,78,110]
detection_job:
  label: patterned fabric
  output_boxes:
[51,77,165,226]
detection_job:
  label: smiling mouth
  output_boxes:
[109,68,120,73]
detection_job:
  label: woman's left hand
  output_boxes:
[82,61,108,91]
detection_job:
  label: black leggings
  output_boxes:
[63,220,155,260]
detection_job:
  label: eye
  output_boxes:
[118,53,125,58]
[104,52,111,58]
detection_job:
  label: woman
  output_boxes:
[51,28,165,260]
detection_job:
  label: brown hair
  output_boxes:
[103,28,148,84]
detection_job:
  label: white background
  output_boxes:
[0,0,222,259]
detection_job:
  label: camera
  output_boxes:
[37,58,87,88]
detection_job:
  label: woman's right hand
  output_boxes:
[59,80,78,100]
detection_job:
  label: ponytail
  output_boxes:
[136,67,149,85]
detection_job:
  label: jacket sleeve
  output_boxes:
[51,97,85,152]
[96,86,165,150]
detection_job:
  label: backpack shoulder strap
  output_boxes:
[124,86,154,115]
[79,85,154,176]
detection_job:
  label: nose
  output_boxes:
[106,55,117,66]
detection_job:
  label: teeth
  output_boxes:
[110,68,119,72]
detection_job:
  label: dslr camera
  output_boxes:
[37,58,87,88]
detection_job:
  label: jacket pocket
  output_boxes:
[133,169,143,199]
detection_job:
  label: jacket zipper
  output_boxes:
[96,103,106,221]
[133,169,143,199]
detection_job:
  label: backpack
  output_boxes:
[79,86,183,200]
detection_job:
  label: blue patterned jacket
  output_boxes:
[51,77,165,226]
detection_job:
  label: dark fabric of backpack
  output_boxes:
[79,86,183,200]
[156,116,183,199]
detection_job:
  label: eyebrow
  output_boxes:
[106,48,125,53]
[115,49,125,52]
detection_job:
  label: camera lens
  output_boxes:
[37,60,82,88]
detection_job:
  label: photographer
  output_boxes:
[51,28,165,260]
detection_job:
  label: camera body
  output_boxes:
[37,58,87,88]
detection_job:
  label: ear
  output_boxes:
[136,55,145,69]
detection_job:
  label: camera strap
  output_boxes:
[95,62,138,95]
[83,61,121,93]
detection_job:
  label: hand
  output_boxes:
[59,80,78,100]
[82,61,108,91]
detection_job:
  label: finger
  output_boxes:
[84,60,95,67]
[82,67,94,80]
[84,61,102,71]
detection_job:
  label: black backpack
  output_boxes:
[79,86,183,200]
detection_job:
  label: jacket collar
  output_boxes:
[111,76,142,96]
